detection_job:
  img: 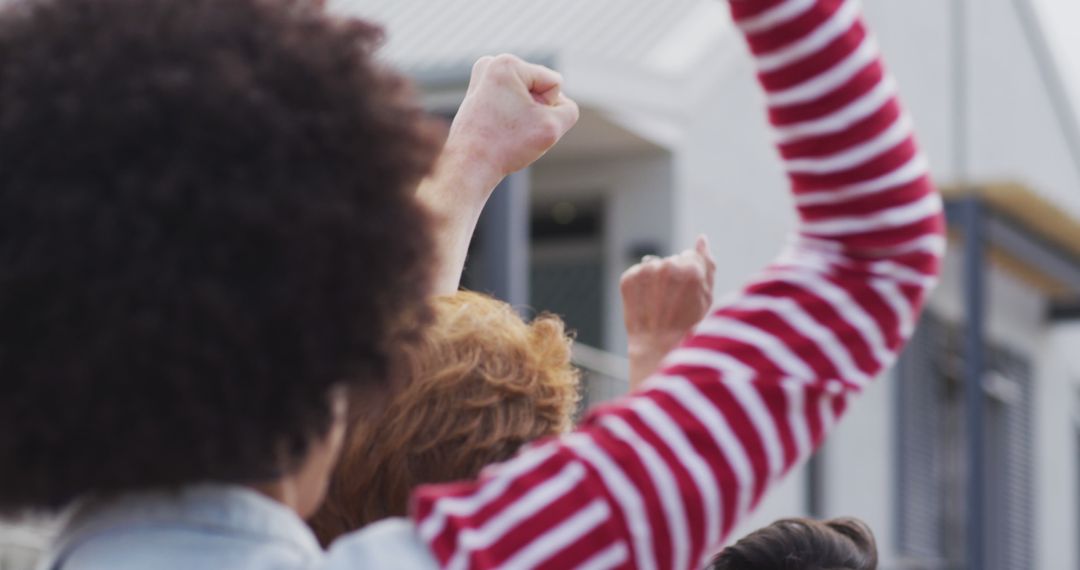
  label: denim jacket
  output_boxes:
[37,485,438,570]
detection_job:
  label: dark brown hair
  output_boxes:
[710,517,878,570]
[309,291,580,545]
[0,0,442,512]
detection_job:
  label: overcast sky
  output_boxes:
[1033,0,1080,108]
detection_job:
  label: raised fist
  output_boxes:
[444,54,580,192]
[620,236,717,389]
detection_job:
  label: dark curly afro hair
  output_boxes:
[0,0,442,512]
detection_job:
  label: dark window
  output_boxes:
[896,314,1033,570]
[528,198,606,349]
[896,313,956,568]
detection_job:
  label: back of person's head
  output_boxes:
[710,517,878,570]
[309,291,580,544]
[0,0,442,513]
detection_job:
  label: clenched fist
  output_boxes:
[444,54,580,192]
[621,236,717,390]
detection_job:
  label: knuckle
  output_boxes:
[568,100,582,121]
[673,264,699,282]
[671,270,693,284]
[633,264,658,284]
[472,55,494,72]
[538,117,563,145]
[493,53,520,68]
[692,265,709,282]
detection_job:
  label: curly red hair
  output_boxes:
[310,291,580,544]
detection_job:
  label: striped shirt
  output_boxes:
[412,0,946,568]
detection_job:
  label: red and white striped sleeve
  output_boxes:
[410,1,945,568]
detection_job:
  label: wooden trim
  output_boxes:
[943,183,1080,260]
[944,184,1080,299]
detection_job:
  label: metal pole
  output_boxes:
[806,452,825,519]
[475,170,530,309]
[1011,0,1080,186]
[950,0,984,559]
[961,196,986,570]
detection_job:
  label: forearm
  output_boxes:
[416,144,502,296]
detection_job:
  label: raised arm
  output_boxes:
[412,1,944,568]
[419,55,579,296]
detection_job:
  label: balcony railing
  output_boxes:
[572,343,630,413]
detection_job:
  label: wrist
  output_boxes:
[627,332,685,389]
[417,146,502,223]
[438,135,505,196]
[627,331,686,363]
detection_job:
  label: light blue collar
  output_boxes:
[45,484,322,567]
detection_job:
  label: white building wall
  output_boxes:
[861,0,957,185]
[671,48,793,297]
[725,464,811,551]
[963,0,1080,217]
[862,0,1080,215]
[821,369,900,566]
[1036,323,1080,570]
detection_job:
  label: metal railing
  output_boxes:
[572,343,631,413]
